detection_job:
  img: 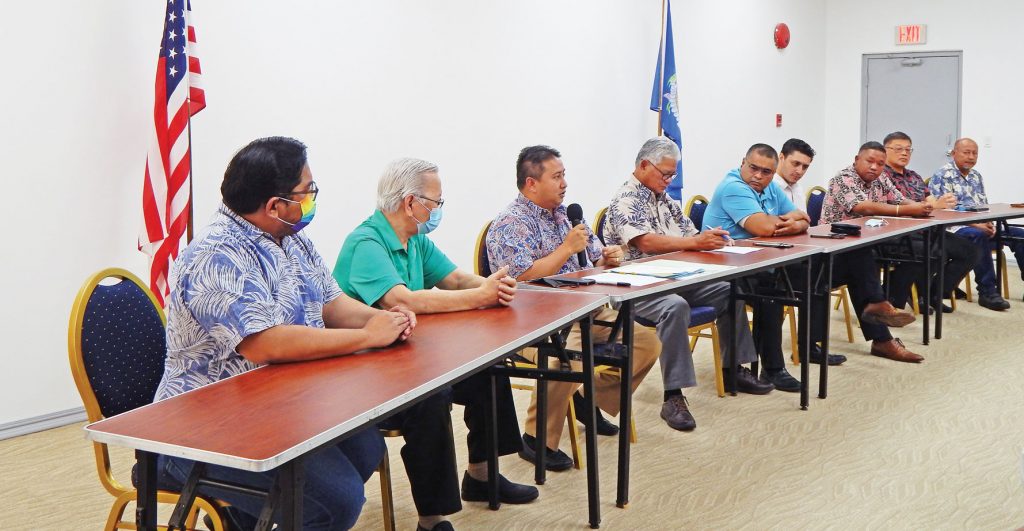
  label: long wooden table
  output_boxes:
[530,239,822,507]
[758,216,936,398]
[85,289,609,530]
[928,203,1024,338]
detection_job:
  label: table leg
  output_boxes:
[996,222,1006,297]
[615,302,633,510]
[936,228,945,339]
[535,337,548,485]
[580,317,602,528]
[728,281,738,396]
[819,255,833,400]
[278,457,305,531]
[486,371,501,510]
[799,256,812,410]
[135,450,158,531]
[923,227,931,345]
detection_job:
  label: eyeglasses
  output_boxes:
[648,162,676,181]
[415,194,445,209]
[886,146,914,154]
[280,181,319,202]
[746,163,774,178]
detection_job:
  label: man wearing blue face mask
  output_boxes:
[333,158,536,531]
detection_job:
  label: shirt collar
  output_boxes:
[219,203,275,242]
[368,209,407,252]
[628,175,659,202]
[515,192,564,219]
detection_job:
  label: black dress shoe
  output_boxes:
[572,392,618,436]
[518,434,574,471]
[953,287,967,300]
[461,471,539,504]
[416,521,455,531]
[723,366,774,395]
[761,368,800,392]
[809,345,846,366]
[660,395,696,431]
[979,292,1010,311]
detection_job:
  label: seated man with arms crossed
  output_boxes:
[334,158,538,531]
[881,131,977,314]
[486,145,661,469]
[929,137,1024,310]
[820,141,932,363]
[703,140,820,391]
[154,137,410,530]
[602,137,774,422]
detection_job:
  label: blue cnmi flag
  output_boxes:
[649,0,683,200]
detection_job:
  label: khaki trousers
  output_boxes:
[521,307,660,451]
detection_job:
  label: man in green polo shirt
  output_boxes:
[334,158,534,531]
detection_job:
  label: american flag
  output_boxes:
[139,0,206,306]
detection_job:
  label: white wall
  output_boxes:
[823,0,1024,199]
[1,1,829,425]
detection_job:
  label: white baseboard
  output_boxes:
[0,407,87,441]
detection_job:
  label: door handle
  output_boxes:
[900,58,923,67]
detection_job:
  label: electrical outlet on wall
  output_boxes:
[983,136,992,148]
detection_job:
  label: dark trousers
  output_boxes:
[956,225,1024,296]
[885,233,979,308]
[753,246,893,369]
[385,371,521,516]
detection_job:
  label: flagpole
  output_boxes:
[185,100,194,244]
[656,0,667,136]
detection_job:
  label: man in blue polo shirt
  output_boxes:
[334,158,536,531]
[704,143,815,390]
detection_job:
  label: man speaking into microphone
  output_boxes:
[486,145,661,471]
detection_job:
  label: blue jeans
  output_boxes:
[956,225,1024,296]
[157,427,385,531]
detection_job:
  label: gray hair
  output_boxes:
[376,157,439,212]
[634,137,681,167]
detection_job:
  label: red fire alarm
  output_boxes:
[776,113,782,127]
[774,23,790,49]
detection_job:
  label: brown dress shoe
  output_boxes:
[870,338,923,363]
[860,301,915,328]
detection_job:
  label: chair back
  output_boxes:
[475,221,493,277]
[806,186,826,227]
[68,268,167,496]
[593,207,609,245]
[684,194,709,229]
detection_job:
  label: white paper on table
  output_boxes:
[583,272,665,286]
[704,246,762,255]
[611,259,735,278]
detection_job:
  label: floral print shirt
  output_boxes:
[821,164,905,224]
[486,193,603,279]
[155,204,343,400]
[602,176,696,260]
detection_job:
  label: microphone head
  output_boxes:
[567,203,584,223]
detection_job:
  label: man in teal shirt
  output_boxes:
[334,158,534,531]
[702,145,807,240]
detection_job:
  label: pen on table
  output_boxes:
[704,225,734,244]
[593,280,632,287]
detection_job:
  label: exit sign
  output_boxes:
[896,24,927,45]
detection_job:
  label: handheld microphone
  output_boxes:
[566,203,588,268]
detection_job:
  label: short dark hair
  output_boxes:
[516,145,562,189]
[883,131,912,146]
[221,137,308,214]
[859,141,886,155]
[780,138,815,159]
[745,143,778,162]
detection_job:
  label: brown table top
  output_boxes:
[85,289,607,472]
[928,203,1024,225]
[530,240,822,302]
[757,216,933,254]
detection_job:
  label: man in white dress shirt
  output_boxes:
[772,138,814,206]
